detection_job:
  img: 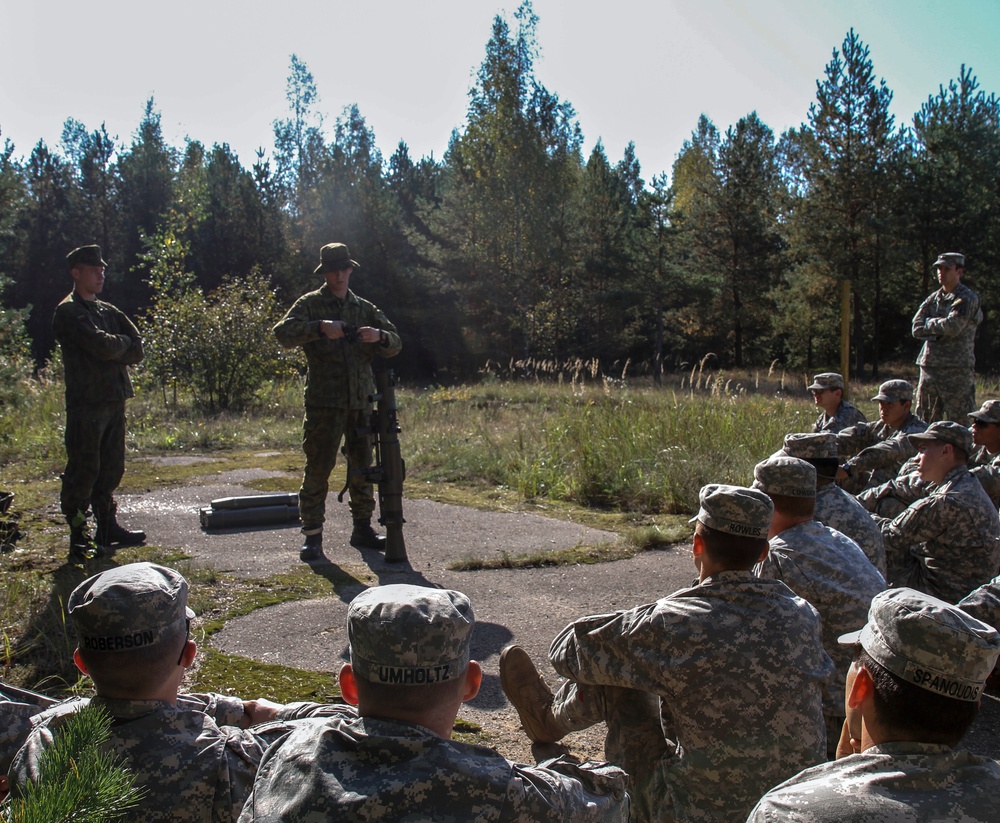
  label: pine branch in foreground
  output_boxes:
[4,706,144,823]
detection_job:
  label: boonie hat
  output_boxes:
[348,584,474,686]
[689,484,772,540]
[807,373,844,391]
[872,379,913,403]
[67,245,107,268]
[907,420,973,455]
[782,432,838,460]
[68,562,194,654]
[969,400,1000,424]
[933,252,965,268]
[315,242,361,274]
[839,587,1000,702]
[752,455,816,498]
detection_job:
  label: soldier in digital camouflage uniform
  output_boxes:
[835,379,927,494]
[0,687,44,798]
[960,574,1000,630]
[912,252,982,423]
[747,587,1000,822]
[274,243,401,562]
[968,399,1000,508]
[874,421,1000,603]
[500,485,832,823]
[238,584,629,823]
[808,373,866,433]
[54,245,146,562]
[9,563,336,823]
[752,455,885,758]
[780,433,886,576]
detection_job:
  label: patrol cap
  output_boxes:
[66,245,107,268]
[907,420,973,455]
[807,373,844,391]
[968,400,1000,424]
[752,455,817,498]
[68,562,194,654]
[782,432,838,460]
[314,242,360,274]
[872,379,913,403]
[689,484,773,540]
[348,584,474,686]
[839,587,1000,702]
[933,252,965,269]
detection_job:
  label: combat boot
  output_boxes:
[95,515,146,548]
[350,519,386,550]
[300,531,324,562]
[499,645,566,743]
[68,524,101,564]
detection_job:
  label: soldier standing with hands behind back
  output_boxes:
[55,245,146,563]
[274,243,401,563]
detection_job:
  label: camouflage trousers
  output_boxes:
[298,405,374,532]
[60,401,126,524]
[552,682,673,823]
[915,366,976,423]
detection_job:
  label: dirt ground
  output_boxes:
[123,460,1000,766]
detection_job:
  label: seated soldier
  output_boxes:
[748,587,1000,822]
[876,421,1000,603]
[499,484,833,823]
[239,584,629,822]
[752,455,885,758]
[9,562,333,823]
[968,399,1000,507]
[836,379,927,494]
[808,372,866,433]
[780,432,886,576]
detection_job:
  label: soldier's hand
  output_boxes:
[356,326,382,344]
[320,320,350,339]
[242,698,286,726]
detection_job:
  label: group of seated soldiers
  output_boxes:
[2,371,1000,822]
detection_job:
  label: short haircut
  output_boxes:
[695,521,767,569]
[769,493,815,519]
[78,620,188,694]
[857,647,978,746]
[805,457,840,481]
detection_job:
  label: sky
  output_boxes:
[2,0,999,182]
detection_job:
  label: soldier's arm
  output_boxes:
[848,432,916,477]
[958,575,1000,629]
[836,422,874,459]
[911,296,936,340]
[857,471,930,512]
[54,305,134,362]
[877,496,948,561]
[112,308,144,365]
[273,296,325,347]
[361,304,401,358]
[923,292,981,339]
[970,464,1000,509]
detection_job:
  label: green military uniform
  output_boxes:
[274,280,401,535]
[53,253,143,553]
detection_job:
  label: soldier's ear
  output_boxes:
[847,665,874,709]
[462,661,483,702]
[73,648,88,675]
[339,663,360,706]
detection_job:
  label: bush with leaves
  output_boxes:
[139,270,295,412]
[0,274,35,409]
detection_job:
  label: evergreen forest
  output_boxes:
[3,2,1000,391]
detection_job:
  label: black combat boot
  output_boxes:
[95,515,146,548]
[350,519,386,550]
[300,531,324,562]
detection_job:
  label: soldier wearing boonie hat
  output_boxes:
[11,561,339,822]
[967,400,1000,508]
[748,587,1000,823]
[836,379,927,495]
[274,242,402,562]
[876,415,1000,604]
[808,373,866,433]
[240,583,629,822]
[497,483,833,823]
[782,433,887,576]
[912,250,981,423]
[753,455,885,758]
